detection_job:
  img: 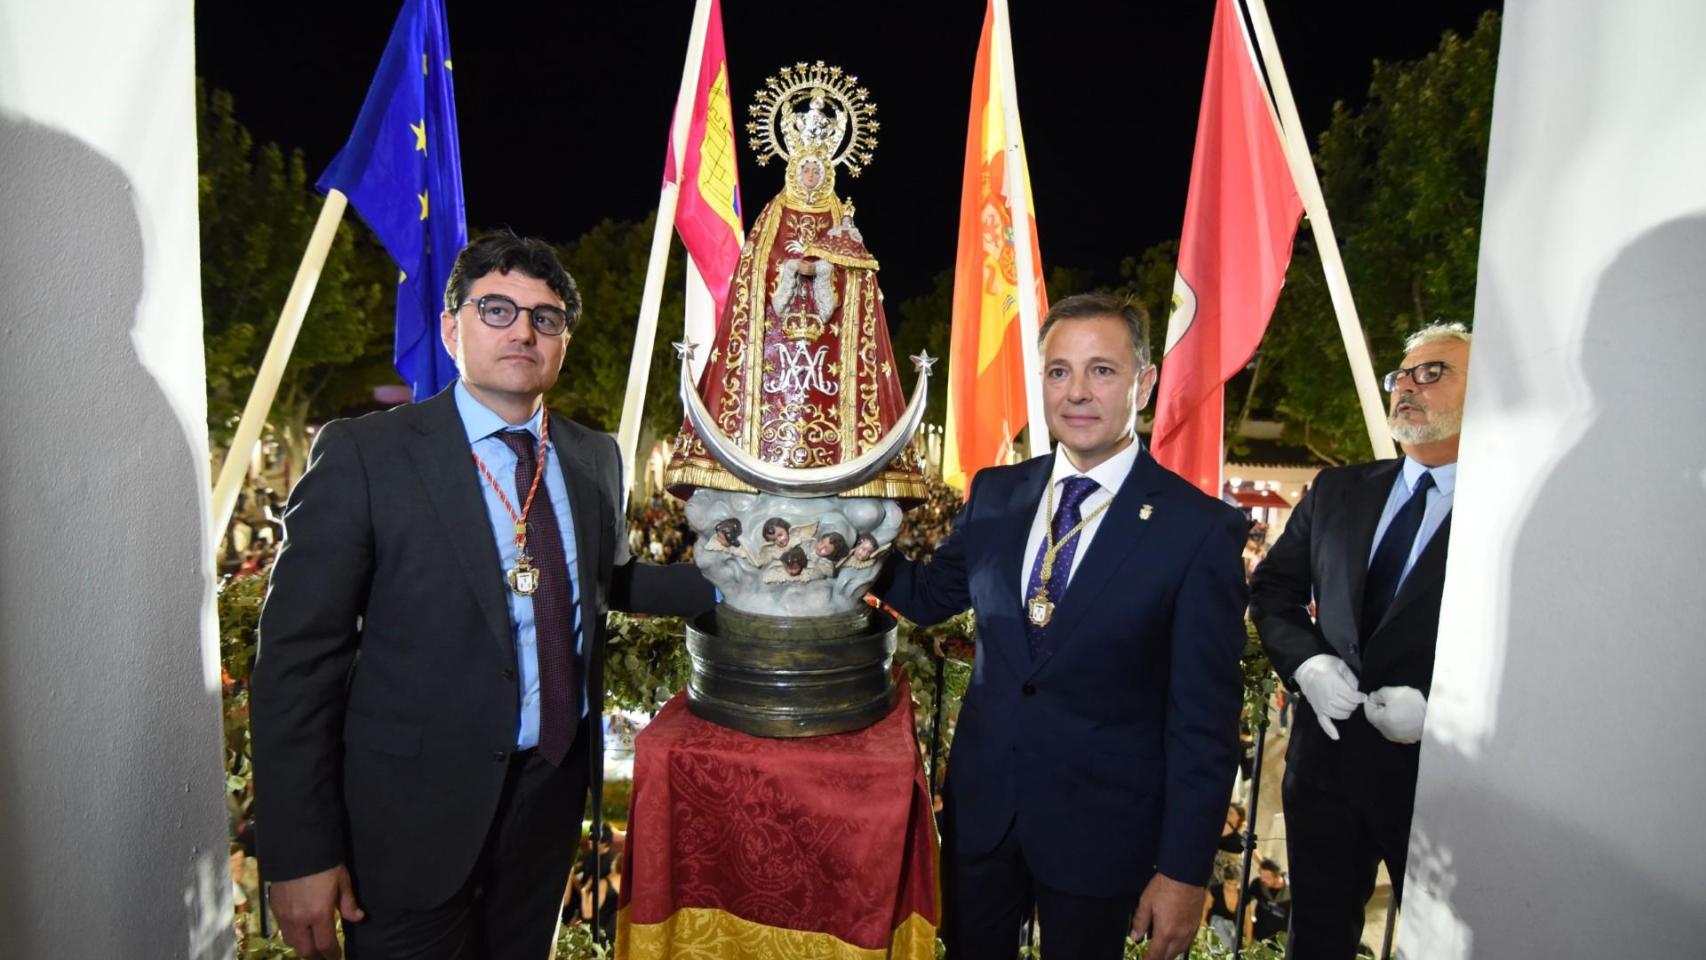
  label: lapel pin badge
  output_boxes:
[1140,504,1154,521]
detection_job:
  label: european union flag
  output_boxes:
[318,0,466,402]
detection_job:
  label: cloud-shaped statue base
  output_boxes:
[684,489,903,618]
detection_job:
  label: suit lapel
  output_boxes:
[986,458,1050,675]
[406,391,514,663]
[1341,459,1404,648]
[1025,452,1165,679]
[549,413,604,654]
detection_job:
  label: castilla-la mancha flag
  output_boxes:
[944,0,1048,493]
[1152,0,1303,495]
[663,0,743,378]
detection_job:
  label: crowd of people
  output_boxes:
[627,492,695,564]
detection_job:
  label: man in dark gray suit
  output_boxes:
[251,231,714,959]
[1252,323,1471,959]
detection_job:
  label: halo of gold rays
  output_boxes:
[746,61,880,177]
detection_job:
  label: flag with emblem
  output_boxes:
[663,0,743,381]
[318,0,467,402]
[944,0,1048,493]
[1151,0,1303,495]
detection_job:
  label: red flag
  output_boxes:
[1151,0,1303,495]
[663,0,743,329]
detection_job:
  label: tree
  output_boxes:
[199,82,396,486]
[547,215,688,455]
[1120,13,1501,464]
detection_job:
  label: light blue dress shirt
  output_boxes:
[1367,457,1456,585]
[453,382,584,749]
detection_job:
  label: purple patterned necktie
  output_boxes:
[498,430,577,766]
[1024,475,1101,659]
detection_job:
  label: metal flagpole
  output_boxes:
[928,648,946,792]
[1239,0,1396,461]
[615,0,714,505]
[1232,712,1270,958]
[209,190,349,547]
[989,0,1050,460]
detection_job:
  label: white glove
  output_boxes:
[1293,654,1366,741]
[1364,685,1428,744]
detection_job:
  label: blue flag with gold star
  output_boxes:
[318,0,466,402]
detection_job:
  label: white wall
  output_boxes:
[1405,1,1706,955]
[0,1,231,957]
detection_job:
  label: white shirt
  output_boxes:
[1367,456,1457,585]
[1019,438,1144,604]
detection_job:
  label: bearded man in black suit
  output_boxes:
[1251,322,1472,959]
[251,231,715,959]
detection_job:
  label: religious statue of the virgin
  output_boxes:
[662,62,933,736]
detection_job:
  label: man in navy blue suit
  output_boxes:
[872,293,1248,960]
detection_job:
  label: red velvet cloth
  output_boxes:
[618,679,938,950]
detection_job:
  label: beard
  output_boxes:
[1389,397,1463,445]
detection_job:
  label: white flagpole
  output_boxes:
[990,0,1051,460]
[1241,0,1396,459]
[683,257,717,384]
[209,189,349,547]
[616,0,714,501]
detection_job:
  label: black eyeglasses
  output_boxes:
[459,294,570,337]
[1382,360,1451,392]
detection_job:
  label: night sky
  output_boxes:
[196,0,1499,307]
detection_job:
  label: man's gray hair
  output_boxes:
[1404,321,1472,353]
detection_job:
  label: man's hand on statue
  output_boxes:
[1293,654,1366,741]
[1365,685,1427,743]
[270,863,364,960]
[1130,871,1204,960]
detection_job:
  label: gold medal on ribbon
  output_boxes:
[507,555,540,596]
[470,413,553,597]
[1029,478,1113,629]
[1027,592,1055,627]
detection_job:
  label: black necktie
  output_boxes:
[1361,470,1436,638]
[498,430,577,766]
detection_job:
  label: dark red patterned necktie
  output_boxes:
[498,430,577,766]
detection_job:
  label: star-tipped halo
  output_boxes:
[910,350,937,375]
[672,339,699,362]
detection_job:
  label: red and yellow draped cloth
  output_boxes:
[615,679,939,959]
[664,194,929,506]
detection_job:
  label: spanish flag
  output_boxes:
[1151,0,1302,494]
[663,0,743,374]
[944,0,1047,493]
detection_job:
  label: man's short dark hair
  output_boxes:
[443,229,583,334]
[1037,292,1151,368]
[1259,858,1283,874]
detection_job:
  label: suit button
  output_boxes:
[503,668,516,681]
[1022,683,1036,696]
[492,751,508,763]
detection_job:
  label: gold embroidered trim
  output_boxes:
[616,906,937,960]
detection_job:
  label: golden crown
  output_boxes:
[747,61,879,177]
